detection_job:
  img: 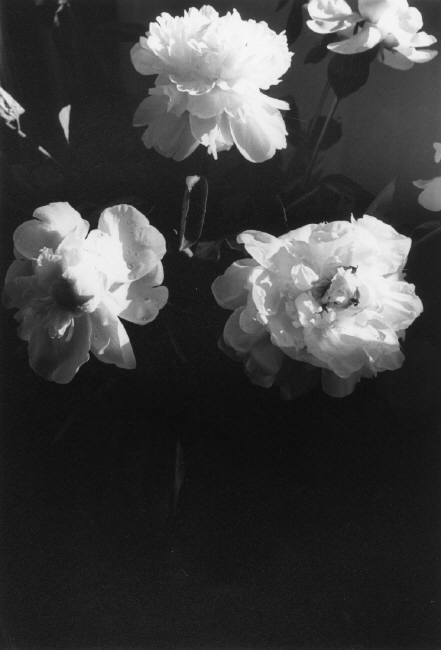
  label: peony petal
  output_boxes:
[90,302,136,369]
[98,204,166,282]
[380,48,414,69]
[28,313,92,384]
[142,112,199,161]
[321,369,360,397]
[133,94,169,127]
[397,47,438,64]
[3,259,38,309]
[237,230,282,267]
[354,215,411,274]
[228,101,287,163]
[409,31,437,48]
[433,143,441,164]
[223,307,265,354]
[374,278,423,330]
[244,338,284,388]
[211,258,258,310]
[111,283,169,325]
[327,25,382,54]
[308,0,354,21]
[415,176,441,211]
[130,42,162,75]
[14,203,88,260]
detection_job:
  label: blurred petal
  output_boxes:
[212,258,258,309]
[90,302,136,369]
[14,203,88,260]
[98,204,166,282]
[28,314,92,384]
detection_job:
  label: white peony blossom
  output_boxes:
[212,216,423,397]
[306,0,437,70]
[130,5,292,162]
[3,203,168,383]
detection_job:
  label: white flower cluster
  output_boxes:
[131,5,292,162]
[212,216,423,397]
[3,203,168,383]
[306,0,437,70]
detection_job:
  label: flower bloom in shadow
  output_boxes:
[306,0,437,69]
[212,216,423,397]
[131,5,292,162]
[413,143,441,212]
[3,203,168,383]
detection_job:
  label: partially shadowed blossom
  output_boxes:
[3,203,168,383]
[131,5,292,162]
[306,0,437,69]
[212,216,423,397]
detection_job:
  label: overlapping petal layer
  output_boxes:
[131,5,292,161]
[306,0,437,69]
[212,216,423,397]
[3,203,168,383]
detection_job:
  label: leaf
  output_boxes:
[286,0,304,46]
[327,49,377,100]
[310,116,342,150]
[366,178,396,219]
[276,0,291,10]
[58,104,71,143]
[304,35,336,64]
[179,175,208,252]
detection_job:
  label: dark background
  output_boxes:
[1,1,440,647]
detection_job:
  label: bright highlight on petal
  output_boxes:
[212,216,423,398]
[3,202,168,383]
[130,5,293,162]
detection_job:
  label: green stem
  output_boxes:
[304,94,339,189]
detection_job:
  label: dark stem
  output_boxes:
[304,94,339,189]
[307,80,331,138]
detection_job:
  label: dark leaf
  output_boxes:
[286,0,304,46]
[327,49,378,99]
[310,116,342,150]
[179,175,209,252]
[366,179,396,219]
[276,0,291,10]
[304,34,337,64]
